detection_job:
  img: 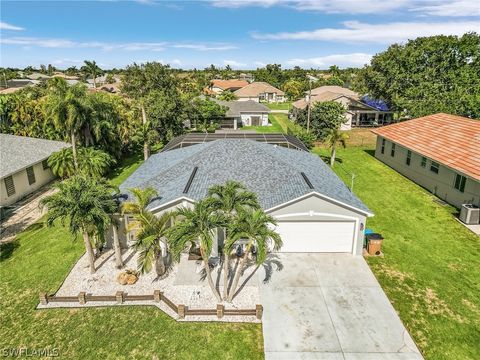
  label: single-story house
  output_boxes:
[372,113,480,209]
[234,82,286,103]
[0,134,70,207]
[203,79,249,95]
[292,86,393,130]
[212,99,270,129]
[113,137,372,255]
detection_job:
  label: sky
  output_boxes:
[1,0,479,70]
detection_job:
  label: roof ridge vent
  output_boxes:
[300,172,314,189]
[183,167,198,194]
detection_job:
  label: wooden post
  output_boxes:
[78,292,86,305]
[153,290,162,303]
[178,304,186,319]
[256,304,263,320]
[116,291,124,304]
[39,293,48,305]
[216,304,224,319]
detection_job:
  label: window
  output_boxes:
[421,157,427,168]
[42,159,49,170]
[26,166,36,185]
[390,143,396,157]
[381,138,386,154]
[430,161,439,174]
[454,174,467,193]
[4,176,15,196]
[406,150,412,166]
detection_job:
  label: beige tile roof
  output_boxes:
[310,85,358,97]
[210,79,249,90]
[234,81,284,97]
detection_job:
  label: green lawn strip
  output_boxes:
[264,102,292,110]
[0,156,263,360]
[313,146,480,360]
[270,113,300,134]
[242,114,284,133]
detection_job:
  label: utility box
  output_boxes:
[459,204,480,225]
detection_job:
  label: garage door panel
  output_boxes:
[275,221,355,253]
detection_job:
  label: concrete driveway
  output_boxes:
[258,253,422,360]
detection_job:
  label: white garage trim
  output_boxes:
[273,212,359,254]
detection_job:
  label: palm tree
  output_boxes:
[48,147,115,179]
[168,200,224,302]
[132,120,159,161]
[227,209,282,302]
[122,187,158,215]
[40,176,117,274]
[325,128,349,166]
[130,211,173,277]
[45,78,89,168]
[208,181,259,300]
[82,60,103,90]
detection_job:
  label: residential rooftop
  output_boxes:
[120,139,371,214]
[234,82,284,97]
[372,113,480,181]
[213,99,270,117]
[0,134,70,178]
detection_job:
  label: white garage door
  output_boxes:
[275,221,356,253]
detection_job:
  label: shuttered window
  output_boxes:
[42,159,49,170]
[26,166,36,185]
[454,174,466,193]
[406,150,412,166]
[4,176,15,197]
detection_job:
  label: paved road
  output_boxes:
[258,253,422,360]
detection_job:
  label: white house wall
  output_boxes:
[240,113,269,126]
[0,161,56,206]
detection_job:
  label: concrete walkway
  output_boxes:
[258,253,422,360]
[270,109,289,114]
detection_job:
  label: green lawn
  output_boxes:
[0,154,263,360]
[313,146,480,360]
[241,113,298,134]
[264,102,292,110]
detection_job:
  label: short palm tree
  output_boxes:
[168,200,224,302]
[227,209,282,302]
[122,187,158,215]
[208,181,259,300]
[41,176,117,274]
[325,127,349,167]
[82,60,103,90]
[130,211,173,277]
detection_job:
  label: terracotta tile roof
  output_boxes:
[210,79,249,90]
[234,81,284,97]
[372,113,480,181]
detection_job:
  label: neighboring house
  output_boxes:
[113,137,372,255]
[238,73,254,82]
[0,79,40,92]
[25,73,51,81]
[292,86,393,130]
[212,99,270,129]
[0,134,70,207]
[234,82,286,103]
[204,79,249,95]
[372,113,480,209]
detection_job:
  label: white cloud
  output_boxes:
[0,22,24,31]
[173,44,237,51]
[1,37,237,52]
[253,61,267,67]
[286,53,372,68]
[223,59,247,68]
[252,20,479,44]
[412,0,480,17]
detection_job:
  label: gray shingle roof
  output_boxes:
[0,134,70,178]
[213,99,270,117]
[119,139,371,215]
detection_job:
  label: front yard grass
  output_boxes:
[264,101,292,110]
[313,146,480,360]
[0,154,263,360]
[241,114,284,133]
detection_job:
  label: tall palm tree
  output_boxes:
[130,211,173,277]
[121,187,158,215]
[168,200,224,302]
[227,209,282,302]
[208,181,259,300]
[40,176,117,274]
[45,78,89,168]
[82,60,103,90]
[325,128,349,167]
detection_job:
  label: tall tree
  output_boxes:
[45,78,89,168]
[168,200,224,302]
[208,181,260,300]
[295,101,346,141]
[81,60,103,90]
[227,209,282,302]
[355,33,480,118]
[41,176,116,274]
